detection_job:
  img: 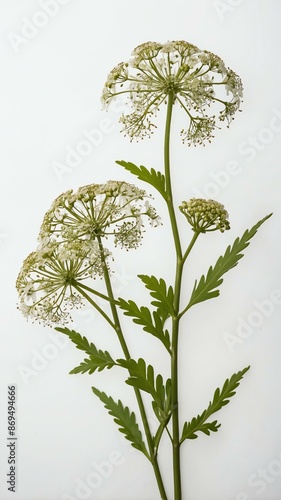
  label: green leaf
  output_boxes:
[116,160,166,199]
[55,327,100,356]
[118,298,171,352]
[138,275,175,317]
[117,358,170,412]
[152,378,172,422]
[55,327,115,375]
[180,365,250,442]
[186,214,272,309]
[92,387,148,457]
[152,378,173,452]
[70,352,116,375]
[181,420,221,440]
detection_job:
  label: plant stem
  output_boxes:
[96,236,168,500]
[72,282,116,330]
[73,281,118,303]
[164,92,182,261]
[169,234,200,499]
[164,91,183,500]
[182,232,200,266]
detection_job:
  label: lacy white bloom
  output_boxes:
[102,40,243,145]
[39,181,160,250]
[16,241,105,326]
[179,198,230,233]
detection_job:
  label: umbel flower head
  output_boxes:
[179,198,230,233]
[16,240,105,326]
[102,40,243,145]
[39,180,160,251]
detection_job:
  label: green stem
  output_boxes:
[164,92,182,262]
[182,232,200,265]
[96,236,168,500]
[177,232,200,321]
[72,281,118,304]
[72,282,116,330]
[164,91,182,500]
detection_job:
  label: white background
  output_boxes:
[1,1,281,499]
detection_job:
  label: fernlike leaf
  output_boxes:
[55,327,115,375]
[152,378,173,452]
[92,387,148,458]
[69,352,116,375]
[181,366,250,442]
[138,275,175,317]
[55,327,100,356]
[118,298,171,352]
[116,160,166,199]
[181,419,221,440]
[117,358,169,411]
[186,214,272,309]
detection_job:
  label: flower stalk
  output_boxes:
[163,92,202,499]
[163,91,183,499]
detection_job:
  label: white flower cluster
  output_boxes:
[179,198,230,233]
[102,40,243,145]
[16,242,102,326]
[39,180,160,249]
[17,181,159,325]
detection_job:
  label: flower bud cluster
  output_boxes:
[179,198,230,233]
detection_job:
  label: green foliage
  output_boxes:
[186,214,272,309]
[117,358,171,414]
[118,298,171,352]
[138,275,175,317]
[116,160,166,199]
[55,327,100,356]
[180,366,250,442]
[92,387,149,457]
[152,378,172,423]
[55,327,115,375]
[69,354,115,375]
[152,378,173,452]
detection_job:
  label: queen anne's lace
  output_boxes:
[16,241,104,326]
[179,198,230,233]
[17,181,160,325]
[39,180,160,250]
[102,40,243,145]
